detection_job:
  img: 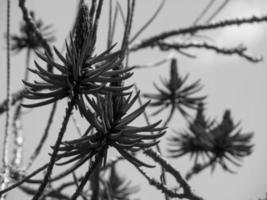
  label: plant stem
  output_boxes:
[0,89,26,116]
[71,154,102,200]
[32,99,74,200]
[11,49,31,167]
[26,102,57,170]
[1,0,11,199]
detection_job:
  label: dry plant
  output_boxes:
[0,0,266,200]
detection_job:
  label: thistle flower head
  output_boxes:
[143,59,206,124]
[10,11,55,54]
[56,92,165,168]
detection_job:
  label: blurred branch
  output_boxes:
[1,0,11,199]
[131,15,267,51]
[144,149,203,200]
[136,167,186,199]
[185,157,217,180]
[193,0,215,25]
[0,89,27,116]
[0,162,49,196]
[129,0,166,44]
[156,41,263,62]
[18,0,53,71]
[26,103,58,170]
[32,99,74,200]
[19,185,70,200]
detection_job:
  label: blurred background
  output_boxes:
[0,0,267,200]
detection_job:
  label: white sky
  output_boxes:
[0,0,267,200]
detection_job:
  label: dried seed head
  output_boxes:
[74,2,91,52]
[169,59,181,91]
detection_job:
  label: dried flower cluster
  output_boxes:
[143,59,206,124]
[1,0,266,200]
[168,103,253,174]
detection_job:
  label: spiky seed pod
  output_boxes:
[143,58,206,124]
[56,92,165,169]
[208,110,253,173]
[22,35,134,108]
[10,11,55,54]
[167,103,213,162]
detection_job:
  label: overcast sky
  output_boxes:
[0,1,267,200]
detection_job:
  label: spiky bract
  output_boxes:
[56,92,165,168]
[22,37,133,108]
[168,106,253,173]
[143,59,206,124]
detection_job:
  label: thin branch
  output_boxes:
[11,105,23,168]
[205,0,230,24]
[156,41,263,62]
[91,163,101,200]
[193,0,215,25]
[129,0,166,43]
[71,154,103,200]
[107,0,113,48]
[11,49,31,168]
[26,102,58,170]
[135,166,185,199]
[117,1,126,26]
[72,172,87,200]
[19,185,70,200]
[135,57,169,69]
[144,149,203,200]
[71,114,82,136]
[32,99,74,200]
[186,157,217,180]
[0,162,49,196]
[1,0,11,199]
[131,15,267,51]
[0,89,26,116]
[109,3,119,47]
[134,84,168,199]
[18,0,53,71]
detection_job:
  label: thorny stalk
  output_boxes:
[157,41,262,62]
[132,15,267,51]
[71,153,103,200]
[136,166,188,199]
[144,149,203,200]
[1,1,11,199]
[134,84,168,200]
[32,99,74,200]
